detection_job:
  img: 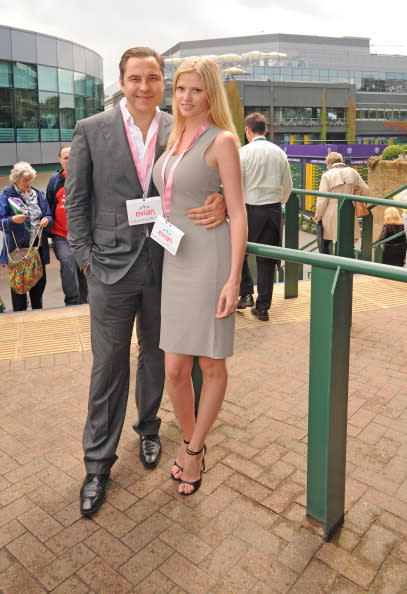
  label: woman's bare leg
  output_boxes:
[165,353,195,479]
[179,356,227,495]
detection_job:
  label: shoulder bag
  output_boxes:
[2,222,43,294]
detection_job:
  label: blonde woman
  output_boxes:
[374,206,406,266]
[153,57,247,495]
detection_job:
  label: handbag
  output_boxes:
[2,222,43,294]
[353,188,370,217]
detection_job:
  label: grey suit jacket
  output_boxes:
[65,105,172,285]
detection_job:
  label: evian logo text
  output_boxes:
[158,226,173,243]
[136,204,156,217]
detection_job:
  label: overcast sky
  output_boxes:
[1,0,406,87]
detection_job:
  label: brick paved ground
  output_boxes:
[0,302,406,592]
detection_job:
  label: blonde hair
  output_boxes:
[384,206,403,225]
[168,57,240,148]
[9,162,36,184]
[326,152,343,168]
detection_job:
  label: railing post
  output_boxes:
[284,192,299,298]
[360,212,373,261]
[307,265,352,540]
[336,199,355,258]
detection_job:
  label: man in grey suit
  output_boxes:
[65,47,224,516]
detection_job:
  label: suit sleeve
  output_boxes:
[65,120,94,268]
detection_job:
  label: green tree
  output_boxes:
[226,80,245,144]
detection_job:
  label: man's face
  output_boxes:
[120,56,165,118]
[59,147,71,172]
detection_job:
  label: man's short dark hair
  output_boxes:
[244,112,266,135]
[119,47,165,79]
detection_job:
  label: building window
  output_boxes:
[75,95,86,120]
[59,93,75,141]
[15,89,39,142]
[95,79,103,101]
[39,91,59,141]
[0,87,15,141]
[74,72,86,96]
[86,75,95,98]
[13,62,37,90]
[273,106,321,125]
[58,68,74,94]
[38,65,58,92]
[86,97,96,116]
[0,61,12,87]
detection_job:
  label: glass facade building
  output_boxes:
[162,34,407,145]
[0,26,103,169]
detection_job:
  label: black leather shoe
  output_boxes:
[237,295,254,309]
[80,473,109,516]
[251,306,269,322]
[140,434,161,468]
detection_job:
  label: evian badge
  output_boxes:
[126,196,163,225]
[151,214,184,255]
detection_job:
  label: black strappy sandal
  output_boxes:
[170,439,189,481]
[171,442,207,481]
[179,445,206,496]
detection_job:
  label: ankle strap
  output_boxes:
[183,439,190,445]
[186,446,204,456]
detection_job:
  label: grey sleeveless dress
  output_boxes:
[152,126,235,359]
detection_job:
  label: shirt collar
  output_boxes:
[120,96,160,129]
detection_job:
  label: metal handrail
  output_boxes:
[286,185,407,272]
[247,242,407,282]
[293,185,407,208]
[372,230,405,247]
[246,239,406,541]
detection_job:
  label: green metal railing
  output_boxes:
[285,187,407,299]
[282,186,407,538]
[246,242,407,540]
[194,185,407,539]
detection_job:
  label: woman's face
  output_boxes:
[175,71,209,120]
[16,175,34,193]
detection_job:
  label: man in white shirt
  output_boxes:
[65,47,225,516]
[237,113,293,321]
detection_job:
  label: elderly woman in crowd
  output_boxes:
[315,152,369,254]
[0,162,53,311]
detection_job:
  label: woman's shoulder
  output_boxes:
[1,185,14,197]
[210,128,237,149]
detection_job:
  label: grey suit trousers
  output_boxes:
[83,243,164,474]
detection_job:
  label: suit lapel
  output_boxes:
[155,111,172,162]
[98,107,172,198]
[146,111,172,196]
[99,106,144,197]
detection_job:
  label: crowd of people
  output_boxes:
[0,45,406,516]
